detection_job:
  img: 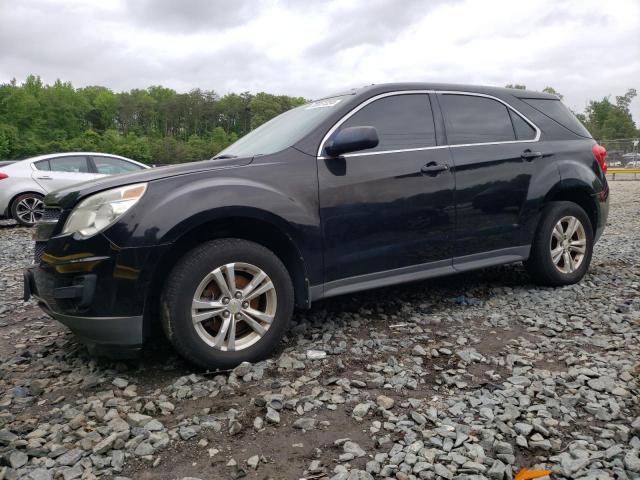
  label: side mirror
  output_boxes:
[325,126,379,157]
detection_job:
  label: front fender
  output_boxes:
[102,159,322,282]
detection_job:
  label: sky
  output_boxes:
[0,0,639,122]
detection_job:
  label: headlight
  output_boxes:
[62,183,147,238]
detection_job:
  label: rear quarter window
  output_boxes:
[439,94,515,145]
[521,98,592,138]
[34,160,51,171]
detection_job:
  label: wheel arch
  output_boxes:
[8,190,45,219]
[544,181,598,232]
[144,211,312,332]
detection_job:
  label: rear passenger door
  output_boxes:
[31,156,96,192]
[436,93,541,265]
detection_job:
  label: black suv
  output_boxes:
[24,83,609,368]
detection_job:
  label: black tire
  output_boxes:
[160,238,294,369]
[11,193,44,227]
[524,201,594,286]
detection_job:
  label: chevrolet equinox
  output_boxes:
[24,83,610,369]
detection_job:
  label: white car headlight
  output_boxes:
[62,183,147,238]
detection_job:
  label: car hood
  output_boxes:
[45,156,253,209]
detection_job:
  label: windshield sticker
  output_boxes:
[304,98,342,110]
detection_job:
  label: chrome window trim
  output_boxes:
[316,90,541,159]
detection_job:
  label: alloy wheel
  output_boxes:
[550,215,587,274]
[15,196,44,225]
[191,262,277,351]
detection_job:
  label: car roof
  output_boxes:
[317,82,559,101]
[11,152,150,169]
[22,152,136,162]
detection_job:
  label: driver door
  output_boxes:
[317,93,456,292]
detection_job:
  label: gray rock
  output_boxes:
[624,449,640,472]
[60,465,83,480]
[93,433,118,454]
[7,450,28,469]
[134,441,155,456]
[247,454,260,469]
[434,463,453,479]
[112,377,128,388]
[343,441,366,457]
[127,412,152,427]
[376,395,394,410]
[266,408,280,424]
[29,468,54,480]
[487,459,506,479]
[346,470,373,480]
[233,362,253,377]
[352,403,370,417]
[57,448,84,466]
[293,417,316,430]
[179,426,199,440]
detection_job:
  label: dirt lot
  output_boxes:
[0,181,638,480]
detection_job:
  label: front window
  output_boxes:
[215,96,348,158]
[337,94,436,152]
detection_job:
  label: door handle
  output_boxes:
[36,176,52,180]
[521,149,543,161]
[421,163,449,176]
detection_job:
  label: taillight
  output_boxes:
[592,144,607,174]
[0,172,8,180]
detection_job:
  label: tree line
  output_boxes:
[0,76,637,164]
[0,75,305,164]
[506,84,638,142]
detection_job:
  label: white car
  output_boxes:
[0,152,149,226]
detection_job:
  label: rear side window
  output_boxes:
[508,110,537,140]
[521,98,592,138]
[339,94,436,152]
[439,94,515,144]
[34,160,50,171]
[92,156,142,174]
[49,156,89,173]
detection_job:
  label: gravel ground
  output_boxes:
[0,181,638,480]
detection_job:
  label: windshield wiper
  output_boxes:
[212,154,238,160]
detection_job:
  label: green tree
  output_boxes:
[542,86,563,100]
[0,74,308,161]
[582,89,637,140]
[0,124,18,158]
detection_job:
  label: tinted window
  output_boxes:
[218,95,348,158]
[509,110,537,140]
[522,98,591,138]
[49,156,89,173]
[34,160,50,171]
[93,156,142,174]
[440,94,515,145]
[338,94,436,152]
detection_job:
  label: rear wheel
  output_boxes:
[11,193,44,227]
[161,238,294,369]
[525,201,593,286]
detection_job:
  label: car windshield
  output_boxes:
[214,96,347,159]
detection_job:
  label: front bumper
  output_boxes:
[25,266,144,358]
[24,227,169,356]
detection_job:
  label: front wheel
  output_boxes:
[524,201,593,286]
[11,193,44,227]
[161,238,294,369]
